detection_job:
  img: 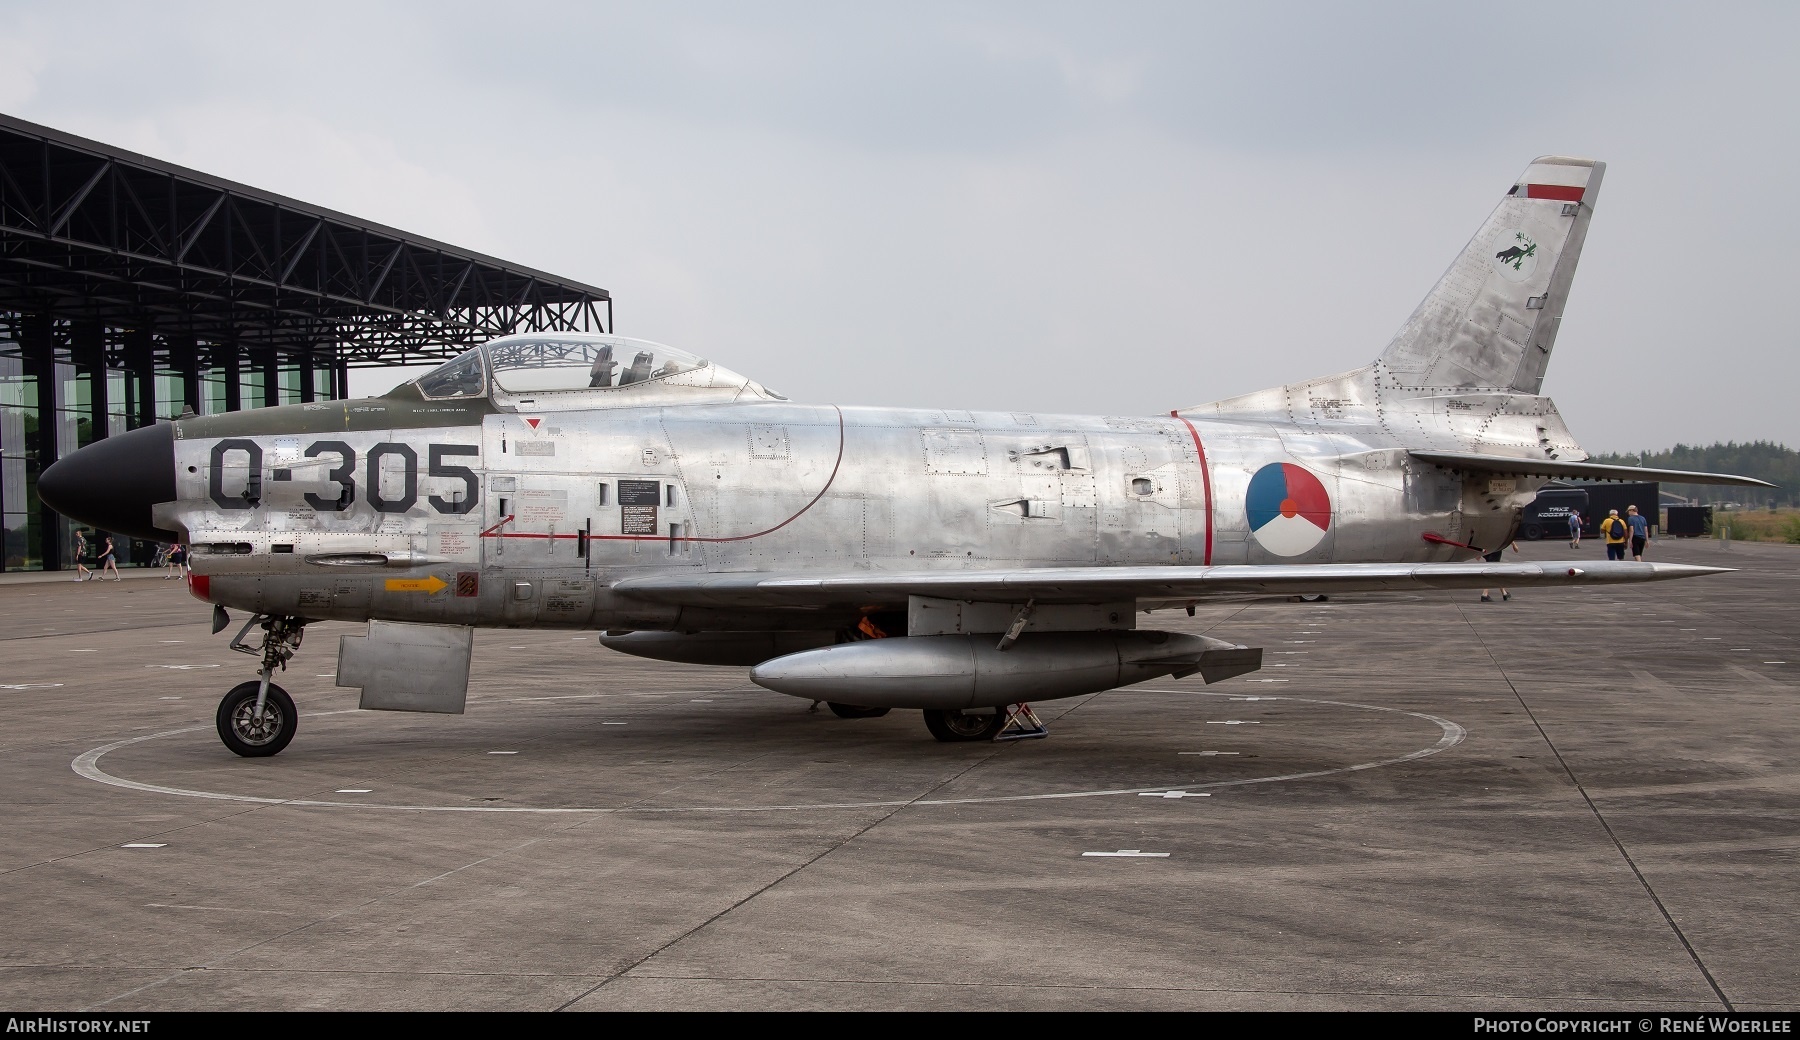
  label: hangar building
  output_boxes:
[0,113,611,571]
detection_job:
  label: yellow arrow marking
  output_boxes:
[385,575,448,594]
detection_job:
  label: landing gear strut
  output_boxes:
[217,614,307,758]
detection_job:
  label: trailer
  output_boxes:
[1666,505,1713,537]
[1518,488,1589,541]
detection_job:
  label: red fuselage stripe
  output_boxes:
[1173,412,1214,566]
[481,405,846,544]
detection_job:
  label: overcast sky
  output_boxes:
[2,2,1794,452]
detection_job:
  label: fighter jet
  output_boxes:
[39,156,1771,756]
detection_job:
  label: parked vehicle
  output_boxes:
[1520,482,1662,539]
[1519,488,1588,541]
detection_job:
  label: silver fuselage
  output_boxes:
[175,381,1567,631]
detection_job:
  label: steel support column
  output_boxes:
[20,314,59,570]
[298,348,315,403]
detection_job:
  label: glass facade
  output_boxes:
[0,353,34,570]
[0,320,348,571]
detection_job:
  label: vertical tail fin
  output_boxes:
[1376,156,1604,395]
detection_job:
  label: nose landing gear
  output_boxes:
[216,614,307,758]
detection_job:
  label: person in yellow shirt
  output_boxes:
[1600,509,1629,561]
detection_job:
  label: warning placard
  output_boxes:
[618,480,661,505]
[621,504,658,535]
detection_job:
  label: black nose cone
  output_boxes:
[38,422,179,542]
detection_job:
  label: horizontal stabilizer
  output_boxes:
[611,561,1731,610]
[1409,451,1776,488]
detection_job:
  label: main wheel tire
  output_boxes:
[827,702,891,719]
[216,681,297,758]
[923,707,1007,742]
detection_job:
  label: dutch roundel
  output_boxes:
[1245,462,1332,557]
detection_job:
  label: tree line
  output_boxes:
[1588,441,1797,507]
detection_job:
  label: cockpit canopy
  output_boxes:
[411,333,781,408]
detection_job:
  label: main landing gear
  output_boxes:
[922,704,1048,743]
[216,612,307,758]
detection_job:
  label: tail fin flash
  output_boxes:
[1376,156,1604,395]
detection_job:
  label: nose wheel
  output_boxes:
[217,613,308,757]
[217,681,297,757]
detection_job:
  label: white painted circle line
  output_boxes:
[70,695,1466,815]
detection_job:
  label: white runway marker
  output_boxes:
[1767,661,1788,665]
[1139,790,1210,799]
[0,683,64,690]
[120,843,165,849]
[1180,751,1239,756]
[488,751,519,755]
[1230,696,1265,701]
[316,674,334,678]
[157,696,179,700]
[146,903,290,915]
[336,789,372,794]
[158,640,184,644]
[691,699,713,703]
[1207,720,1259,725]
[602,722,628,725]
[1083,850,1169,858]
[1245,679,1289,683]
[147,664,218,670]
[70,649,99,653]
[1273,651,1308,655]
[71,695,1467,815]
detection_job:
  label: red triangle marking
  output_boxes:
[524,417,541,429]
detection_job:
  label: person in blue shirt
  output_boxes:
[1567,510,1582,549]
[1625,504,1651,561]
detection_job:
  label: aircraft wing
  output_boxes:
[609,560,1730,610]
[1409,451,1776,488]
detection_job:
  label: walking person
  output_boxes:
[98,534,121,581]
[161,542,181,579]
[1600,509,1629,561]
[1481,540,1520,602]
[71,528,92,581]
[1568,510,1582,549]
[172,542,189,579]
[1626,504,1652,562]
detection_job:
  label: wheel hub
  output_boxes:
[941,711,996,737]
[231,702,283,745]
